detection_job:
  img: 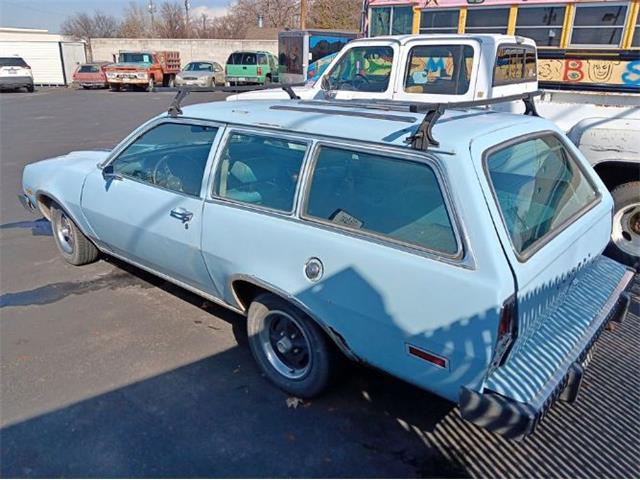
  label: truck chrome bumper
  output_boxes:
[459,268,634,440]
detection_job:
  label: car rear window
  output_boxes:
[1,57,27,67]
[304,146,459,256]
[485,134,599,256]
[78,65,100,73]
[227,52,257,65]
[404,44,474,95]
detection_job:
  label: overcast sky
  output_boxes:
[0,0,229,33]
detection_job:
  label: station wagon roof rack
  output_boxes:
[166,82,307,117]
[296,91,541,150]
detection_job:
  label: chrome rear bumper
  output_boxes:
[459,268,634,440]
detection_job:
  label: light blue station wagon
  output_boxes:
[19,96,634,440]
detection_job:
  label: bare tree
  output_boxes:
[231,0,300,30]
[61,10,119,60]
[119,1,151,38]
[155,1,186,38]
[308,0,361,30]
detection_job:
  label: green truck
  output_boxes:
[225,51,279,86]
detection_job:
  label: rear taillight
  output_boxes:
[491,294,518,370]
[257,67,263,76]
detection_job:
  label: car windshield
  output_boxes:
[185,62,213,71]
[325,46,394,92]
[119,53,152,63]
[227,52,257,65]
[1,57,27,67]
[78,65,100,73]
[404,45,474,95]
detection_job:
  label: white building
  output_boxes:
[0,27,86,85]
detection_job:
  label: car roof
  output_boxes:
[178,99,551,152]
[350,33,535,46]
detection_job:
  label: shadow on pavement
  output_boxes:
[1,257,638,478]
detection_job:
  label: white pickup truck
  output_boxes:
[230,33,639,267]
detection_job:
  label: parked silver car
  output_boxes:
[175,61,225,87]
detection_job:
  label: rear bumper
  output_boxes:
[0,76,33,88]
[459,268,634,440]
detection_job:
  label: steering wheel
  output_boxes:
[352,73,370,91]
[152,154,183,192]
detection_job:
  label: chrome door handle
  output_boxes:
[170,207,193,223]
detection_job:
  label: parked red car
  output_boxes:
[72,62,110,89]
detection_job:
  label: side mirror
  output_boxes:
[102,164,122,181]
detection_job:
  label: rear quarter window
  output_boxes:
[304,146,459,256]
[493,45,537,85]
[485,133,599,257]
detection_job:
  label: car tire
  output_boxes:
[51,206,99,266]
[168,75,176,88]
[147,77,155,92]
[606,181,640,269]
[110,84,121,91]
[247,293,339,398]
[26,85,34,92]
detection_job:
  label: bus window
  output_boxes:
[634,26,640,48]
[515,6,565,47]
[571,4,628,46]
[404,45,474,95]
[420,9,459,34]
[466,8,510,34]
[493,45,537,85]
[371,6,412,36]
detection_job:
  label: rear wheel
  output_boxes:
[608,181,640,268]
[51,206,98,266]
[167,75,175,88]
[110,83,121,91]
[247,293,339,398]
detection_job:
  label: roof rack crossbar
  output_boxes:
[167,82,306,117]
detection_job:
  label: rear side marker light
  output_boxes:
[407,345,448,370]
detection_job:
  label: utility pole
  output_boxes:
[300,0,307,29]
[184,0,191,38]
[148,0,156,36]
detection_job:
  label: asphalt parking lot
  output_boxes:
[0,87,639,478]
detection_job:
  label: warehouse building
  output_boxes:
[0,27,86,86]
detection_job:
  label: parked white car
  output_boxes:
[0,55,34,92]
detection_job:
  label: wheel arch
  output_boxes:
[593,160,640,191]
[35,190,95,241]
[230,275,358,361]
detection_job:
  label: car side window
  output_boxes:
[111,123,218,197]
[304,146,459,256]
[213,133,307,212]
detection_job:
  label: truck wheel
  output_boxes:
[247,293,339,398]
[51,206,98,266]
[608,181,640,268]
[110,84,121,91]
[168,75,176,88]
[147,77,155,92]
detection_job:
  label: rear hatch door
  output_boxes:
[227,52,258,79]
[0,57,31,78]
[470,124,630,403]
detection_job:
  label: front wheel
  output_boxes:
[51,206,98,266]
[247,294,339,398]
[607,181,640,268]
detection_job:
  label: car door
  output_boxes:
[81,120,224,295]
[201,135,512,401]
